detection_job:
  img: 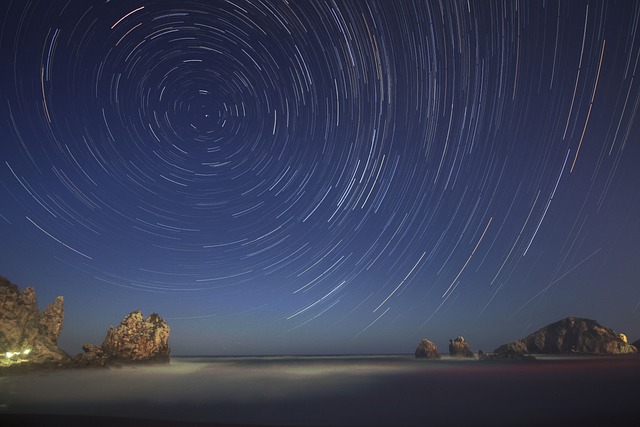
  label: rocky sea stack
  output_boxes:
[77,310,171,366]
[495,317,637,356]
[0,275,70,367]
[449,336,474,358]
[415,338,441,359]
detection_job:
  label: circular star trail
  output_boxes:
[1,1,640,354]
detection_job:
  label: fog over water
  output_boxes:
[2,356,639,426]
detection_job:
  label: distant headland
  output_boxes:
[415,317,638,360]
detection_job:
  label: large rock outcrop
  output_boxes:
[449,336,474,358]
[495,317,637,356]
[415,339,441,359]
[0,276,70,367]
[77,310,171,366]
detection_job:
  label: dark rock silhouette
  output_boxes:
[449,336,474,358]
[488,341,534,359]
[494,317,637,355]
[0,276,70,367]
[76,343,108,367]
[479,342,535,360]
[77,310,171,366]
[415,339,441,359]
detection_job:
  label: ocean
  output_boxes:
[1,354,639,426]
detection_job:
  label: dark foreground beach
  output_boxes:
[2,355,639,427]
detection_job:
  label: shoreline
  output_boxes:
[2,355,639,427]
[3,351,640,376]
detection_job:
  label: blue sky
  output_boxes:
[1,0,639,355]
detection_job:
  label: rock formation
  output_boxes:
[415,338,441,359]
[488,340,532,359]
[479,341,535,360]
[0,275,70,367]
[449,336,474,358]
[77,310,171,365]
[102,310,171,362]
[77,343,108,366]
[494,317,637,356]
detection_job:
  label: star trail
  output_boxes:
[1,0,640,355]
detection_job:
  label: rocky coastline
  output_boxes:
[2,274,638,372]
[416,316,638,360]
[1,275,170,371]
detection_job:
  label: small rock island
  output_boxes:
[77,310,171,366]
[415,338,440,359]
[449,336,474,358]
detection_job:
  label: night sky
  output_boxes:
[1,0,639,356]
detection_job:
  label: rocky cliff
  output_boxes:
[495,317,637,356]
[0,276,70,367]
[78,310,171,365]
